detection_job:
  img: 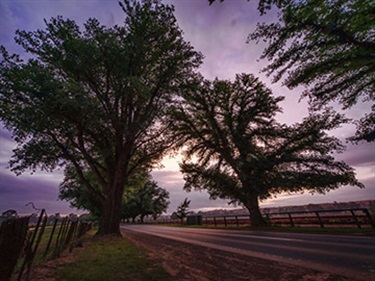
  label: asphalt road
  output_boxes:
[121,224,375,280]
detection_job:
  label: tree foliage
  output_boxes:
[59,165,105,218]
[0,0,201,235]
[173,198,191,221]
[168,73,362,226]
[121,174,170,222]
[60,167,169,222]
[248,0,375,142]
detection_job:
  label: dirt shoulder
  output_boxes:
[121,228,352,281]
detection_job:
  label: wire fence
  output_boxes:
[148,208,375,229]
[0,209,93,281]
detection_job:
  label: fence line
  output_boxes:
[0,209,93,281]
[264,208,375,228]
[0,217,29,281]
[146,208,375,229]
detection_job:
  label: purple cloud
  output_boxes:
[0,170,78,215]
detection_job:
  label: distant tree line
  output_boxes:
[59,169,170,223]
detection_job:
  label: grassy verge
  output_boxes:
[161,223,375,235]
[34,225,60,262]
[56,235,171,281]
[13,225,66,278]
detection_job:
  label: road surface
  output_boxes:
[121,224,375,280]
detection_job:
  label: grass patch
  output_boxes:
[57,236,170,281]
[33,225,59,262]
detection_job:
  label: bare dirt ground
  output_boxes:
[121,228,352,281]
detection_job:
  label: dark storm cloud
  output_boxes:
[0,168,78,215]
[0,124,68,213]
[0,0,125,54]
[0,126,15,171]
[0,172,57,199]
[167,0,276,81]
[337,142,375,167]
[0,126,12,139]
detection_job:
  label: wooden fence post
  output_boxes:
[287,213,295,227]
[65,221,77,246]
[55,217,70,257]
[0,216,30,281]
[363,209,375,228]
[315,212,324,228]
[60,219,70,246]
[18,209,46,281]
[25,216,48,280]
[350,210,361,229]
[44,218,58,257]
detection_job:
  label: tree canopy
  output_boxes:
[248,0,375,142]
[59,165,106,218]
[0,0,201,235]
[60,167,169,222]
[121,174,170,223]
[172,198,191,222]
[209,0,374,142]
[168,73,362,226]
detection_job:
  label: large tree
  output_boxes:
[0,0,202,235]
[169,73,362,226]
[249,0,375,142]
[210,0,375,142]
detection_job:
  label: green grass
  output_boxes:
[13,224,94,280]
[34,225,59,262]
[56,236,171,281]
[32,223,74,263]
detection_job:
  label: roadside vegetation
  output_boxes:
[56,234,170,281]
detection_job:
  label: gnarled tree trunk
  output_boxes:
[245,195,268,227]
[96,184,124,236]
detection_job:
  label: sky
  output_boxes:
[0,0,374,216]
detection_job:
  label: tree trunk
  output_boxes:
[245,195,268,227]
[96,184,123,236]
